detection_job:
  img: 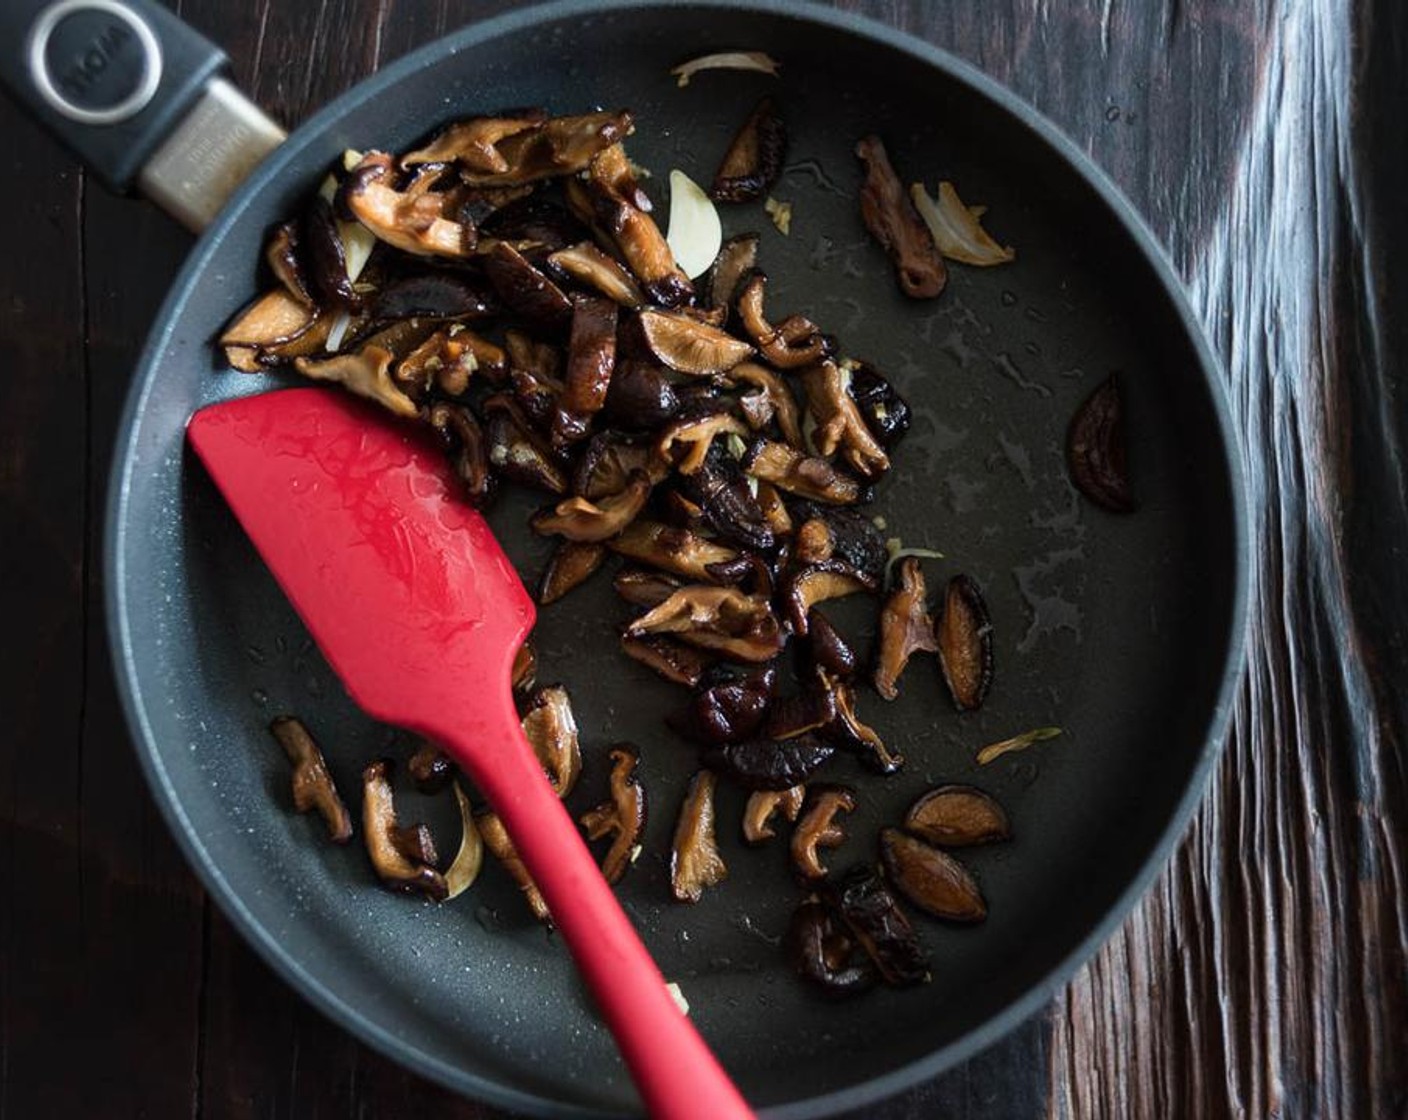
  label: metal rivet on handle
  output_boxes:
[27,0,164,126]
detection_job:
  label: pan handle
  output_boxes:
[0,0,284,231]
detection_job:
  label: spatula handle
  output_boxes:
[444,695,755,1120]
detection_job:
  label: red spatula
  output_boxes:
[187,387,754,1120]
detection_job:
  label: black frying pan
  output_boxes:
[1,1,1249,1115]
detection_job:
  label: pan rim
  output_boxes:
[105,0,1251,1115]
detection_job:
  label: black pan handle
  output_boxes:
[0,0,285,230]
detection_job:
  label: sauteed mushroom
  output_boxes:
[620,635,715,687]
[531,471,652,541]
[824,864,928,985]
[936,573,994,710]
[742,785,806,845]
[294,344,418,418]
[904,785,1010,847]
[608,521,738,582]
[548,241,647,308]
[786,898,876,997]
[671,770,727,902]
[537,540,609,604]
[670,663,777,745]
[221,289,328,371]
[791,785,856,881]
[264,220,313,306]
[400,109,548,171]
[521,685,582,798]
[483,394,569,493]
[706,233,759,310]
[783,561,875,635]
[807,609,857,678]
[626,585,785,662]
[580,745,647,884]
[637,308,754,375]
[341,152,476,258]
[729,361,803,447]
[370,273,497,324]
[477,811,550,922]
[703,734,834,791]
[800,360,891,480]
[711,97,788,203]
[855,135,946,298]
[361,760,447,900]
[455,109,633,187]
[874,557,938,700]
[481,241,574,334]
[268,717,352,843]
[742,439,866,505]
[553,293,619,444]
[735,273,831,369]
[846,360,911,449]
[880,828,986,923]
[604,360,684,430]
[613,567,685,607]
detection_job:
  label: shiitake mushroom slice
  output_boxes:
[879,828,987,923]
[936,573,994,711]
[1067,373,1135,512]
[904,785,1010,847]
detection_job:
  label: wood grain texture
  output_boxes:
[1,0,1404,1117]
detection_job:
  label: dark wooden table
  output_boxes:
[4,1,1406,1116]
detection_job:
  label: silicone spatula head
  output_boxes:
[186,387,534,742]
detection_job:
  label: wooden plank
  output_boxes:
[0,100,89,1120]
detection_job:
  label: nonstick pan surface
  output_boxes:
[106,2,1248,1115]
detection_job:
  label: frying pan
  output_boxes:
[1,0,1249,1115]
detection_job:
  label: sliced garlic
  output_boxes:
[665,169,723,280]
[910,181,1015,266]
[670,51,780,88]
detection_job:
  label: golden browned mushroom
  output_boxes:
[742,785,806,845]
[706,233,759,310]
[401,110,549,171]
[742,439,865,504]
[553,293,619,444]
[729,361,803,447]
[654,412,750,474]
[735,273,831,369]
[220,288,329,371]
[361,760,447,900]
[936,573,994,711]
[293,344,418,418]
[783,562,875,635]
[791,785,856,880]
[671,770,727,902]
[531,471,653,542]
[855,135,946,298]
[711,97,787,203]
[580,745,647,884]
[822,668,903,773]
[567,145,692,306]
[636,308,754,376]
[607,520,739,581]
[879,827,986,922]
[904,785,1011,847]
[874,557,939,700]
[800,360,891,480]
[476,810,550,922]
[268,717,352,843]
[521,685,582,798]
[626,585,785,662]
[548,241,646,308]
[341,152,476,258]
[620,634,715,687]
[459,109,633,187]
[538,540,609,605]
[264,221,314,306]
